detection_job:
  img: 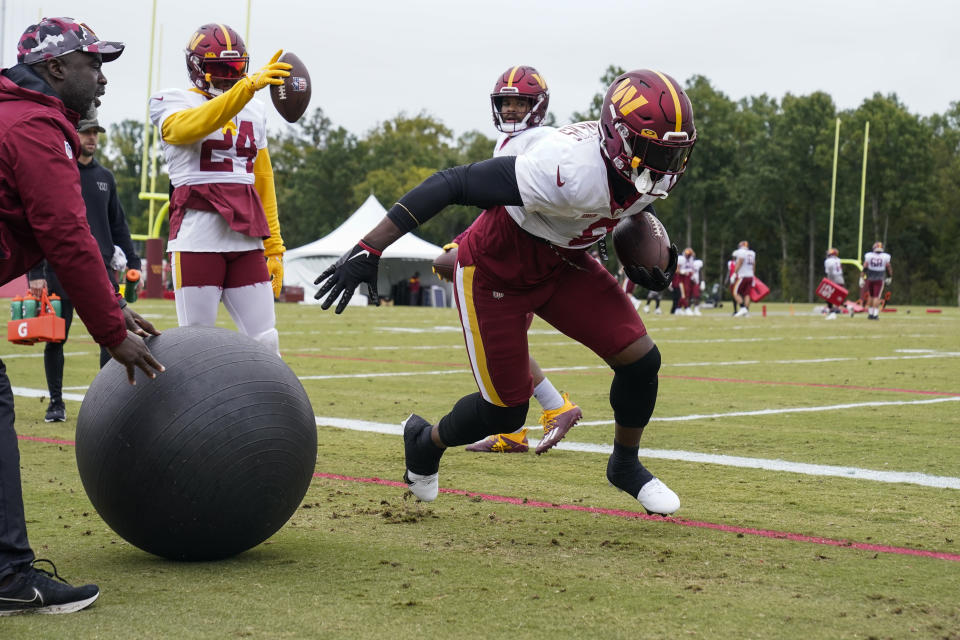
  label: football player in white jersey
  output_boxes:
[149,23,290,354]
[731,241,756,317]
[862,242,893,320]
[690,250,704,315]
[823,248,844,318]
[452,65,582,456]
[316,69,695,516]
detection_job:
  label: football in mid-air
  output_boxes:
[270,52,311,123]
[612,210,671,274]
[432,248,457,282]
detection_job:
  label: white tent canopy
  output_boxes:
[284,194,452,305]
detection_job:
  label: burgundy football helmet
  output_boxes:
[185,23,248,94]
[600,69,696,195]
[491,65,549,133]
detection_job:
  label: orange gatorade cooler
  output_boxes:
[7,289,65,345]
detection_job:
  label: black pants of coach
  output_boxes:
[0,359,35,580]
[44,287,110,406]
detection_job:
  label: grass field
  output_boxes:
[3,298,959,639]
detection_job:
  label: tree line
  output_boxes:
[99,67,960,306]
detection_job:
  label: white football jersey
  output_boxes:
[732,247,756,277]
[510,122,669,248]
[149,88,268,188]
[824,255,844,282]
[493,126,554,158]
[677,254,694,276]
[692,258,704,284]
[863,250,891,280]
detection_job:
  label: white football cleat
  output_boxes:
[403,470,438,502]
[734,307,749,318]
[643,305,650,313]
[636,478,680,515]
[654,307,662,315]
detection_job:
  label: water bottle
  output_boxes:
[21,293,38,318]
[124,269,140,303]
[10,295,23,320]
[49,293,62,317]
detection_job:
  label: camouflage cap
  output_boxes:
[17,17,124,65]
[77,118,105,133]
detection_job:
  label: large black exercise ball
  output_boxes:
[76,326,317,561]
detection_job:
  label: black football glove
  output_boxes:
[625,243,678,292]
[314,241,381,313]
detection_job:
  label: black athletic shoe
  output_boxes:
[44,402,66,423]
[0,560,99,616]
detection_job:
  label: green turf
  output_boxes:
[3,299,959,638]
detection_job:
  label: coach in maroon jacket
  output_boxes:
[0,17,163,616]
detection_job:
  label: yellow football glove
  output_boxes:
[242,50,291,94]
[442,242,459,252]
[266,254,284,299]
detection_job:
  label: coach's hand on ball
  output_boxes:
[107,334,165,385]
[242,50,291,93]
[314,241,382,313]
[626,243,678,292]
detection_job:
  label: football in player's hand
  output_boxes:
[612,211,671,273]
[270,52,311,123]
[432,247,457,282]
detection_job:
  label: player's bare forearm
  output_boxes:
[361,217,405,252]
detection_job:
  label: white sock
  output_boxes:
[533,378,564,411]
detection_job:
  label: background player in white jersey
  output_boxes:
[823,248,845,318]
[315,69,695,516]
[454,65,582,455]
[675,247,695,315]
[731,240,756,317]
[149,23,289,353]
[689,250,704,315]
[862,242,892,320]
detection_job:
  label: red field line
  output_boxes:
[20,435,957,563]
[314,472,960,564]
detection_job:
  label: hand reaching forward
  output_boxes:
[314,241,382,313]
[242,50,291,92]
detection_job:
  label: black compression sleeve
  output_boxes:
[385,156,522,233]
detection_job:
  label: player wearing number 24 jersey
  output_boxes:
[315,69,696,517]
[150,23,290,354]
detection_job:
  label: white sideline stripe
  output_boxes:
[11,385,956,490]
[12,387,86,402]
[0,351,91,360]
[309,416,960,490]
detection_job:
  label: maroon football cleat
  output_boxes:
[535,392,582,454]
[465,429,529,453]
